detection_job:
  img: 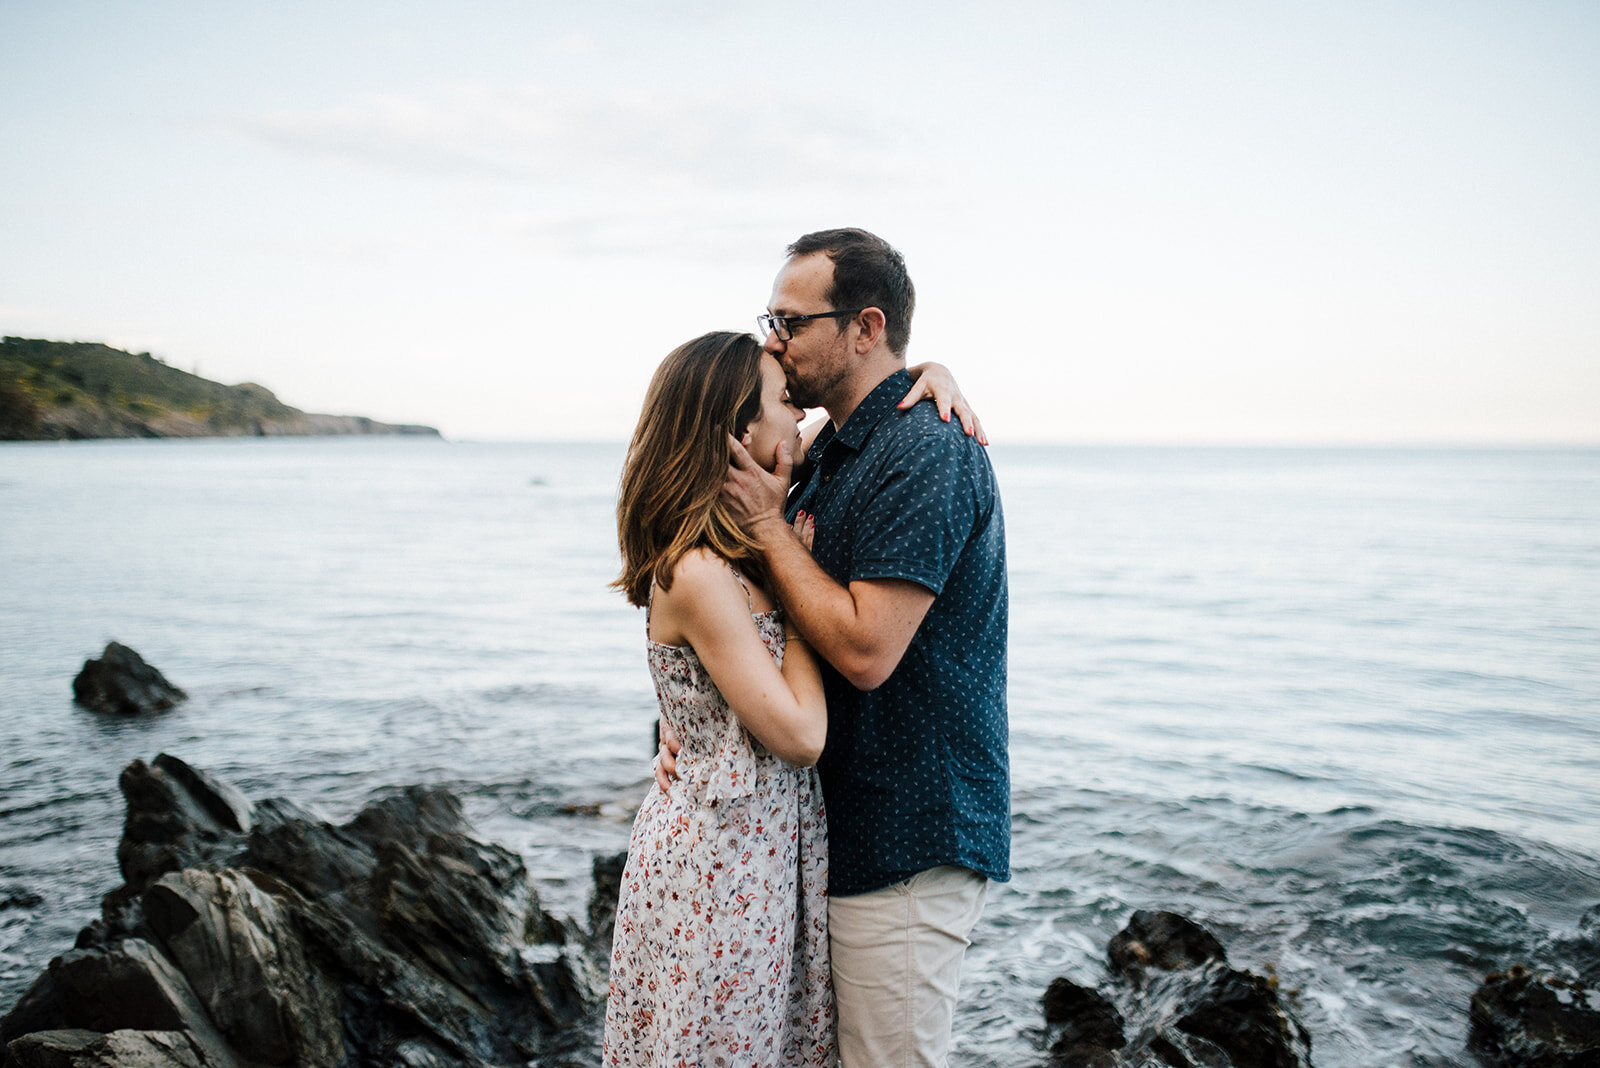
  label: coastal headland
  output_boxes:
[0,338,439,441]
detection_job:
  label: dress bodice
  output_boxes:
[646,608,785,804]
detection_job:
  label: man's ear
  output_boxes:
[855,307,887,354]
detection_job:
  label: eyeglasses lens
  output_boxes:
[757,315,790,342]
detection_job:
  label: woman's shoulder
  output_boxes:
[660,548,740,606]
[662,548,770,615]
[669,546,729,583]
[653,549,762,645]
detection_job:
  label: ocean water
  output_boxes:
[1,438,1597,1066]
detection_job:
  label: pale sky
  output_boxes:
[3,1,1596,443]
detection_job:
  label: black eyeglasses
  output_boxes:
[756,308,865,343]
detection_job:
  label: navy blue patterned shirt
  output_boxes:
[788,369,1009,896]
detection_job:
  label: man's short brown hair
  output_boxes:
[787,228,916,357]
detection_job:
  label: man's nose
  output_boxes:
[762,331,786,356]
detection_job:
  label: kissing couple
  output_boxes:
[605,228,1009,1068]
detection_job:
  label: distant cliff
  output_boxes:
[0,338,441,441]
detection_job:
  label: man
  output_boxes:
[722,228,1009,1066]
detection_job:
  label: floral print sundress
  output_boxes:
[603,570,834,1067]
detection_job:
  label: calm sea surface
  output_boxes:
[2,438,1597,1066]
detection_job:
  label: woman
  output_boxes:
[604,332,977,1067]
[606,329,831,1067]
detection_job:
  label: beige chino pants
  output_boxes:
[827,865,989,1068]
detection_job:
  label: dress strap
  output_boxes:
[726,563,755,614]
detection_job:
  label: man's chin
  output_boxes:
[783,376,814,410]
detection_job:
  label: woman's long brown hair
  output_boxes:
[613,331,769,607]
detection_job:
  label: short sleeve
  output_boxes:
[847,423,990,595]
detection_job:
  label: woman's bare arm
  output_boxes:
[652,549,826,766]
[900,362,988,444]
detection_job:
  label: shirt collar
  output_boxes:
[826,369,914,453]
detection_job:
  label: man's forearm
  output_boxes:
[721,436,931,688]
[752,517,932,691]
[753,517,859,659]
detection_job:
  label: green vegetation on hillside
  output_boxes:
[0,338,437,440]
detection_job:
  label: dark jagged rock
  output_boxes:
[141,870,341,1065]
[1560,905,1600,987]
[1470,965,1600,1067]
[1043,978,1126,1064]
[1177,967,1312,1068]
[1,757,610,1068]
[72,645,187,717]
[1042,911,1313,1068]
[102,756,254,922]
[1108,909,1228,980]
[0,940,241,1067]
[588,851,628,947]
[1147,1028,1232,1068]
[5,1028,212,1068]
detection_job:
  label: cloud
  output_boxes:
[220,82,953,259]
[229,83,930,199]
[485,206,801,261]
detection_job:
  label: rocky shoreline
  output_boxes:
[4,646,1597,1066]
[6,404,441,442]
[5,751,1598,1067]
[0,754,612,1067]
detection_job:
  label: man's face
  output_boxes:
[764,252,853,411]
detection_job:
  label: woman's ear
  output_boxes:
[740,428,754,446]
